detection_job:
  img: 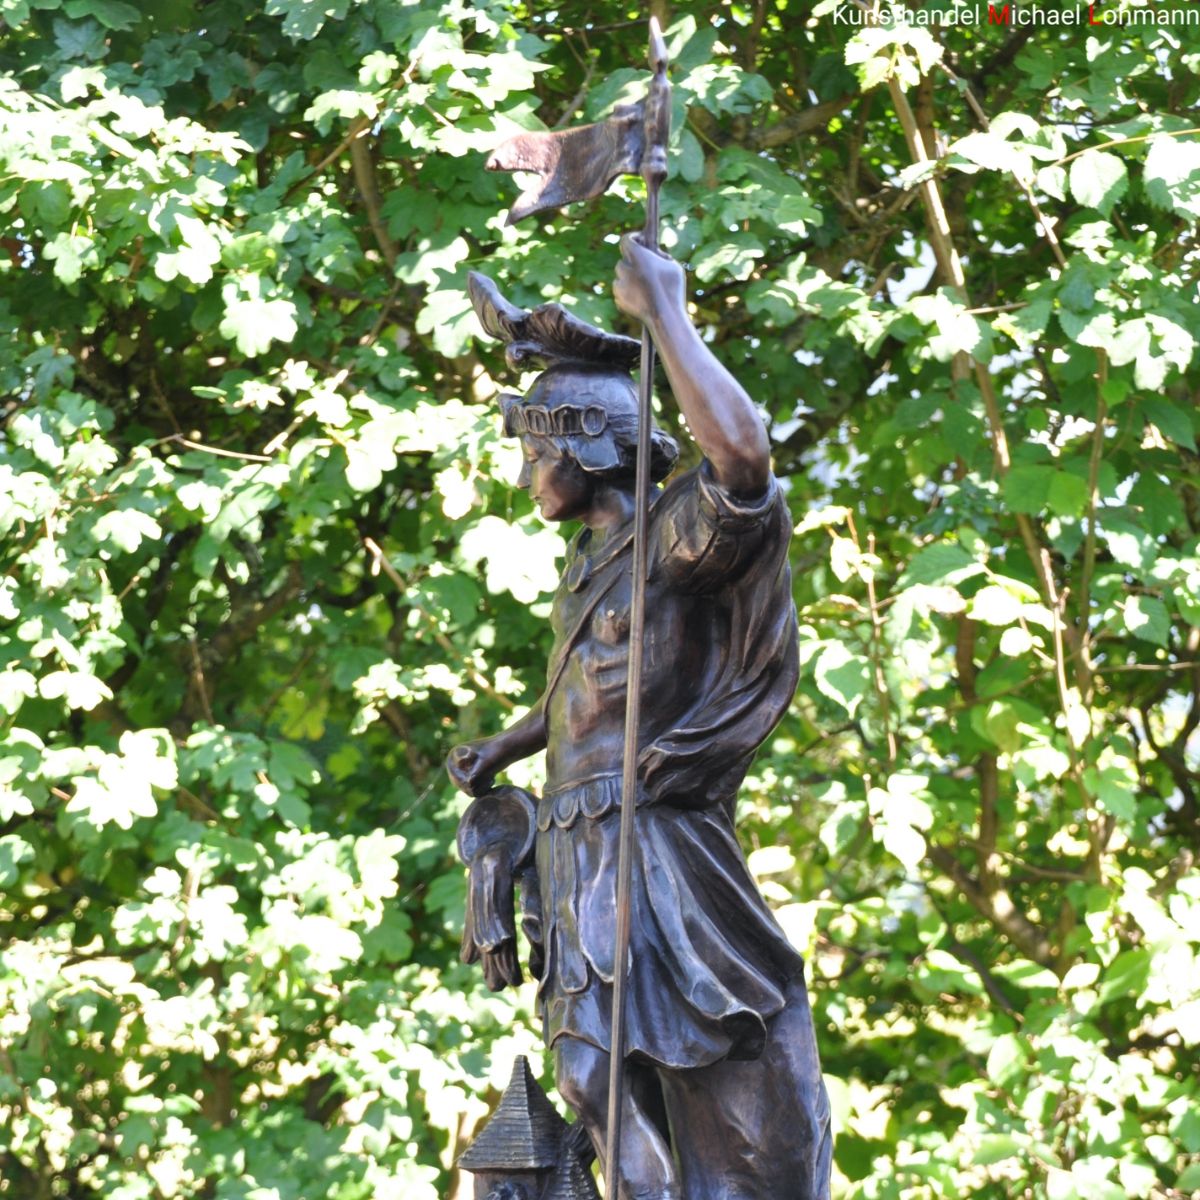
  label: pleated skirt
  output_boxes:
[534,775,803,1070]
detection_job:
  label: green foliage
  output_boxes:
[1,2,1199,1199]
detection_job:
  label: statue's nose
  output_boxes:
[516,461,532,490]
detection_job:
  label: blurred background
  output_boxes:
[1,1,1198,1196]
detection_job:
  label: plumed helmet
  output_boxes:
[468,272,679,483]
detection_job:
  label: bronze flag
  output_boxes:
[486,102,647,225]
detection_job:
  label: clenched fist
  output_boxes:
[446,739,498,797]
[613,232,685,328]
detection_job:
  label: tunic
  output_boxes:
[533,463,802,1070]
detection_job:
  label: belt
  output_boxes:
[536,773,641,831]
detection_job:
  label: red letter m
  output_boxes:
[988,3,1011,22]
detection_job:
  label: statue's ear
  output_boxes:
[498,393,524,436]
[569,435,622,476]
[650,429,680,481]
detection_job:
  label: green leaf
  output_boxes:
[67,776,152,829]
[996,296,1052,349]
[978,699,1022,753]
[395,235,469,288]
[93,508,163,553]
[1003,465,1053,515]
[0,668,38,716]
[1047,472,1090,519]
[0,834,34,887]
[813,643,871,717]
[209,480,280,541]
[691,233,765,284]
[900,542,984,587]
[870,775,933,871]
[775,193,819,236]
[44,232,99,284]
[908,290,990,361]
[361,907,415,964]
[1037,164,1066,200]
[1123,595,1169,647]
[676,127,705,183]
[1173,573,1200,627]
[1107,317,1152,367]
[1097,947,1152,1004]
[971,584,1023,627]
[819,794,866,857]
[1086,759,1138,821]
[39,670,113,711]
[1069,150,1128,215]
[219,280,299,356]
[1177,1163,1200,1191]
[1142,397,1196,451]
[63,0,139,30]
[950,131,1033,181]
[1058,306,1116,349]
[304,88,379,135]
[975,1134,1023,1166]
[265,0,350,41]
[986,1032,1025,1086]
[221,232,278,272]
[53,17,108,60]
[1100,520,1155,570]
[154,214,224,286]
[415,287,476,357]
[345,437,398,493]
[991,959,1059,990]
[1144,134,1200,219]
[879,821,925,871]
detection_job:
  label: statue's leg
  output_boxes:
[657,974,831,1200]
[554,1035,681,1200]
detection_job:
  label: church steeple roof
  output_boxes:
[457,1056,568,1172]
[543,1149,601,1200]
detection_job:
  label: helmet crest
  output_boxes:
[467,271,640,372]
[469,273,679,484]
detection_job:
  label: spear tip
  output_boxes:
[648,15,668,73]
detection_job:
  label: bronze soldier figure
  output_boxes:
[449,235,832,1200]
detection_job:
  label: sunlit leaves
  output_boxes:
[92,508,163,553]
[810,640,871,718]
[344,434,398,493]
[415,286,476,357]
[65,730,177,829]
[844,23,942,91]
[948,131,1035,184]
[39,669,112,710]
[1143,133,1200,219]
[458,516,564,604]
[218,276,300,357]
[153,213,224,285]
[0,835,35,888]
[904,289,992,362]
[900,542,984,588]
[1123,595,1169,647]
[1068,150,1128,216]
[305,88,379,134]
[43,231,100,284]
[265,0,351,42]
[868,774,933,872]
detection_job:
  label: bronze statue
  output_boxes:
[449,20,831,1200]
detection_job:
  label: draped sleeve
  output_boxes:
[652,461,779,593]
[639,463,799,810]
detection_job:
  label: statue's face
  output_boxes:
[517,436,594,522]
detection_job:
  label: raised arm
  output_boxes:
[613,234,770,498]
[446,696,547,797]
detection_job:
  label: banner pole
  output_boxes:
[603,18,670,1196]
